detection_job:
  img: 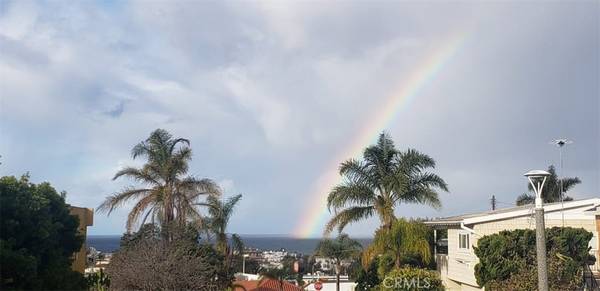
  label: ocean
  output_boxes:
[87,235,372,255]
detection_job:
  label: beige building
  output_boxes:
[425,198,600,290]
[69,206,94,273]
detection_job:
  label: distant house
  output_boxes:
[425,198,600,291]
[69,206,94,273]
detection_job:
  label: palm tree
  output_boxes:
[314,233,363,291]
[325,132,448,234]
[363,218,431,270]
[515,165,580,206]
[199,194,243,256]
[97,129,221,234]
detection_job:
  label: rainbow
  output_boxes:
[292,31,469,238]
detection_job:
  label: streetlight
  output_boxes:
[242,254,249,274]
[525,169,551,291]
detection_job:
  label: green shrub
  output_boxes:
[0,175,87,290]
[379,267,444,291]
[377,254,395,278]
[474,227,593,290]
[354,257,381,291]
[86,268,110,291]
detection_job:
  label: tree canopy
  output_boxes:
[363,218,431,271]
[516,165,581,206]
[98,129,221,235]
[474,227,594,290]
[314,233,363,291]
[325,132,448,234]
[0,175,86,290]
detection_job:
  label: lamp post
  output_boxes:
[242,254,249,274]
[525,170,551,291]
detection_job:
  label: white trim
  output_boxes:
[460,222,478,236]
[458,231,471,251]
[462,199,600,225]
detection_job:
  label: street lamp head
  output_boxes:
[524,170,550,178]
[525,170,550,209]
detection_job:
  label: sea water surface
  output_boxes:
[87,235,372,255]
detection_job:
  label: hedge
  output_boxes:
[379,267,444,291]
[474,227,594,290]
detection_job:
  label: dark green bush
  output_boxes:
[474,227,593,290]
[354,257,381,291]
[0,175,87,290]
[379,267,443,291]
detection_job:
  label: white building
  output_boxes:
[425,198,600,290]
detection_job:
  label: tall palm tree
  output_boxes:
[200,194,243,256]
[515,165,581,206]
[325,132,448,234]
[314,233,363,291]
[363,218,431,269]
[97,129,221,233]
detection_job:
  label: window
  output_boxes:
[459,233,470,250]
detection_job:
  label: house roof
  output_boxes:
[233,279,303,291]
[425,197,600,228]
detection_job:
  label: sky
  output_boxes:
[0,0,598,237]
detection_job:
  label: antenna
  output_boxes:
[550,138,572,227]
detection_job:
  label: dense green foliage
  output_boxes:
[379,268,443,291]
[474,227,594,290]
[86,268,110,291]
[325,132,448,234]
[364,219,431,270]
[515,165,580,206]
[354,257,381,291]
[0,175,86,290]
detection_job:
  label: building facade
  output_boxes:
[426,198,600,290]
[69,206,94,273]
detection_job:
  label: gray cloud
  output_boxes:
[0,0,597,236]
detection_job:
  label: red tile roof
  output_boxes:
[233,279,302,291]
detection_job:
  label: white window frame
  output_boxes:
[458,232,470,250]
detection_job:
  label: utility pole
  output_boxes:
[491,195,497,211]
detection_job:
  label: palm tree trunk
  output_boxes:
[395,254,402,269]
[335,262,341,291]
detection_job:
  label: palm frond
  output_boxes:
[231,233,244,255]
[126,193,158,232]
[560,177,581,192]
[97,188,153,215]
[516,193,534,206]
[324,206,375,235]
[112,167,161,185]
[327,183,375,211]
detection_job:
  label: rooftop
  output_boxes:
[233,279,302,291]
[425,197,600,227]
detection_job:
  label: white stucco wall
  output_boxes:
[440,210,598,290]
